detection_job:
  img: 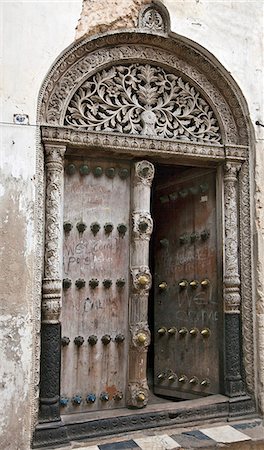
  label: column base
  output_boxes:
[32,420,70,448]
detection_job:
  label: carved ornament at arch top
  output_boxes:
[39,32,250,147]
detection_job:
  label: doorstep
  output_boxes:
[43,418,263,450]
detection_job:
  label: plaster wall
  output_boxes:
[0,1,263,448]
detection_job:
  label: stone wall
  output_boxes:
[0,1,263,448]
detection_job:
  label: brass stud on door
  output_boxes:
[75,278,85,289]
[61,336,70,346]
[115,334,125,343]
[114,392,123,401]
[158,282,167,291]
[72,395,82,405]
[178,327,188,337]
[167,327,177,336]
[189,376,199,385]
[105,167,116,178]
[201,328,211,338]
[138,221,149,232]
[101,334,111,345]
[63,278,72,290]
[201,279,210,288]
[157,372,166,381]
[189,328,199,337]
[157,327,167,336]
[86,393,96,403]
[74,336,84,347]
[160,238,169,248]
[168,372,177,382]
[117,223,127,236]
[103,279,112,289]
[100,392,109,401]
[119,168,130,179]
[89,278,99,289]
[116,278,126,288]
[104,222,113,234]
[137,333,147,345]
[88,335,98,346]
[201,229,210,241]
[178,375,188,383]
[179,234,189,245]
[90,222,100,235]
[190,232,199,243]
[189,280,199,288]
[137,392,146,402]
[76,221,87,233]
[93,166,103,177]
[179,280,188,289]
[79,164,90,176]
[65,164,76,175]
[63,221,73,233]
[60,397,69,407]
[201,379,210,387]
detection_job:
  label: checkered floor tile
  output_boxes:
[72,421,262,450]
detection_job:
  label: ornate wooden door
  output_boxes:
[153,167,221,400]
[60,156,131,413]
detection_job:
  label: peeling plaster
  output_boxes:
[75,0,156,39]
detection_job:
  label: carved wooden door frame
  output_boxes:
[33,3,255,447]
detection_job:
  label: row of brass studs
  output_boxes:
[159,183,209,204]
[179,229,210,245]
[64,221,128,236]
[157,372,210,387]
[63,278,126,290]
[159,230,210,249]
[158,279,210,292]
[157,327,210,338]
[60,391,123,407]
[61,334,126,347]
[65,164,130,179]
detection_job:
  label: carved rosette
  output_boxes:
[42,144,66,324]
[130,322,151,350]
[134,160,155,187]
[127,381,149,408]
[131,266,152,292]
[224,161,242,313]
[132,212,153,240]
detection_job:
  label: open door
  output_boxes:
[152,165,222,400]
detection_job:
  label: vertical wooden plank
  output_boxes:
[61,158,130,413]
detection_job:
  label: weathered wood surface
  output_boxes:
[61,158,130,413]
[153,168,220,399]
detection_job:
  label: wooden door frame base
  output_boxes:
[32,394,256,448]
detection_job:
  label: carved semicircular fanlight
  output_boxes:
[64,63,222,143]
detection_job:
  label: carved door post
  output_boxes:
[224,161,245,397]
[127,161,154,407]
[39,144,66,422]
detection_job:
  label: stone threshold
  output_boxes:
[33,394,257,448]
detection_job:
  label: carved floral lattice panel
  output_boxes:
[64,64,222,143]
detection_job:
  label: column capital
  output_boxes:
[134,160,155,186]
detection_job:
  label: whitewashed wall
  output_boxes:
[0,1,263,448]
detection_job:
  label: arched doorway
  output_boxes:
[33,3,255,447]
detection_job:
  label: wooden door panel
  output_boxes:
[61,158,130,413]
[153,168,220,399]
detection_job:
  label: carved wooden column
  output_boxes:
[39,144,66,422]
[224,161,245,397]
[127,161,154,408]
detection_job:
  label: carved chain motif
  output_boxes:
[64,64,221,144]
[224,162,242,313]
[42,145,65,323]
